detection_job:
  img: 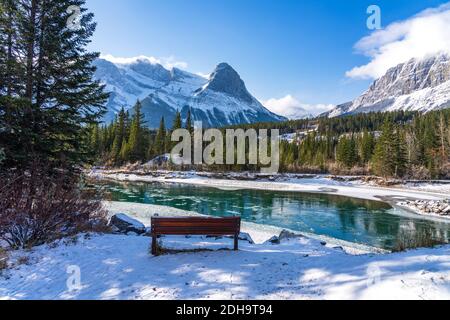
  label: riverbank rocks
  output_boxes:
[265,230,306,245]
[266,236,281,245]
[279,230,304,241]
[399,199,450,217]
[109,214,146,235]
[237,232,255,244]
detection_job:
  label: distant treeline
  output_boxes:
[88,101,192,167]
[88,107,450,179]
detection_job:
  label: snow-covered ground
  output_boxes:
[0,201,449,300]
[1,173,449,300]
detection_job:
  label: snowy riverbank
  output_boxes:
[0,201,449,300]
[91,170,450,219]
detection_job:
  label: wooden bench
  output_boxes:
[151,216,241,255]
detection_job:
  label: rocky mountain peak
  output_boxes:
[326,53,450,117]
[93,58,286,127]
[202,63,254,103]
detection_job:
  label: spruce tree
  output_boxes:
[372,120,407,178]
[154,117,166,156]
[336,135,358,168]
[0,0,108,170]
[185,109,193,133]
[393,126,408,177]
[173,110,182,130]
[360,130,375,164]
[127,100,145,162]
[110,107,126,163]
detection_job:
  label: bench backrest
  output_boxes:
[151,217,241,236]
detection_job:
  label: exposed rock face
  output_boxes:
[94,58,286,128]
[198,63,253,104]
[327,53,450,117]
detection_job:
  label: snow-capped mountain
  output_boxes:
[93,58,286,128]
[327,53,450,117]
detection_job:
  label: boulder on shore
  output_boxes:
[109,213,146,235]
[237,232,255,244]
[279,230,304,241]
[265,236,281,245]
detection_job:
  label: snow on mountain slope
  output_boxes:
[327,53,450,117]
[94,58,286,128]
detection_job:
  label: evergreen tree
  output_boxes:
[372,120,407,177]
[360,130,375,164]
[0,0,108,170]
[336,135,358,168]
[393,126,408,177]
[185,109,193,133]
[173,110,182,130]
[127,100,146,162]
[154,117,166,156]
[110,107,126,163]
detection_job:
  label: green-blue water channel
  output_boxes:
[94,181,450,250]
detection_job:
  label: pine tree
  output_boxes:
[89,124,100,154]
[336,135,358,168]
[127,100,146,162]
[0,0,108,170]
[154,117,167,156]
[360,130,375,164]
[173,110,182,130]
[393,126,408,177]
[185,109,193,133]
[372,120,407,178]
[110,108,127,163]
[119,139,129,162]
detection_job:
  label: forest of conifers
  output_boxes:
[88,104,450,179]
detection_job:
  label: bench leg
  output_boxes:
[234,234,239,251]
[151,235,158,256]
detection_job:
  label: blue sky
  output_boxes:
[86,0,450,117]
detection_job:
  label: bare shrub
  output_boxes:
[406,165,432,180]
[0,166,108,250]
[328,163,370,176]
[393,229,446,252]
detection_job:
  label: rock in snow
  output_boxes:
[109,213,146,235]
[279,230,304,241]
[266,236,281,245]
[237,232,255,244]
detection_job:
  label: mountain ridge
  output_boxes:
[326,53,450,117]
[93,58,286,128]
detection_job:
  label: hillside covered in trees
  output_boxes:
[88,107,450,180]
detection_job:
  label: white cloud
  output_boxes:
[195,72,211,79]
[100,54,188,70]
[346,2,450,79]
[263,95,334,119]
